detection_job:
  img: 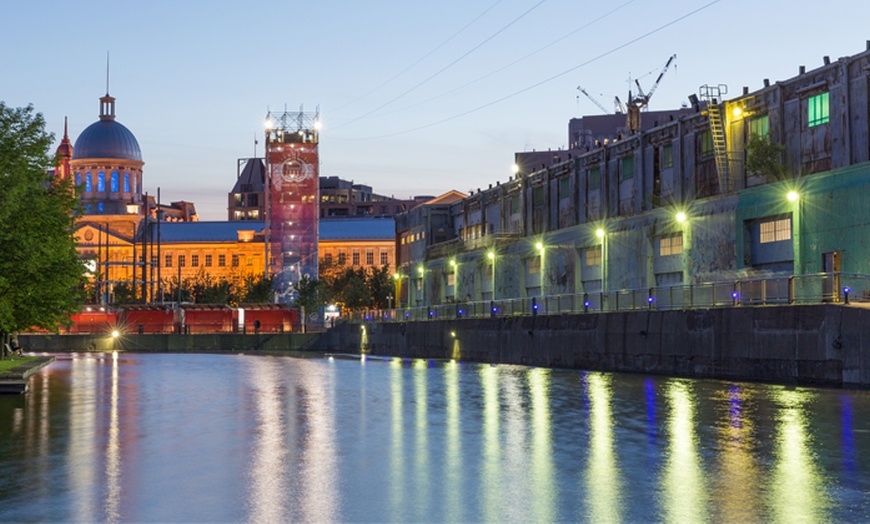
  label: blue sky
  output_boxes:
[4,0,869,220]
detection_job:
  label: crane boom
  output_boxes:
[576,86,611,115]
[645,53,676,101]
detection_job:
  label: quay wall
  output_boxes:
[315,304,870,387]
[19,333,321,353]
[19,304,870,387]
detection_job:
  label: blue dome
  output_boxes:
[72,119,142,162]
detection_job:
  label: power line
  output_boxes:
[332,0,549,131]
[372,0,639,120]
[336,0,722,141]
[331,0,506,115]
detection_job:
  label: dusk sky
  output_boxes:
[4,0,869,220]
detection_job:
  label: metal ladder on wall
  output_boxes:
[699,84,730,192]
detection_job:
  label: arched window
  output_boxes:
[97,170,106,192]
[110,170,119,192]
[75,172,81,186]
[124,172,130,193]
[85,172,93,192]
[98,202,104,212]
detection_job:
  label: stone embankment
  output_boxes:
[19,304,870,387]
[315,304,870,387]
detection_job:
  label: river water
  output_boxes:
[0,352,867,522]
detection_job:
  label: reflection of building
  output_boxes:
[400,45,870,306]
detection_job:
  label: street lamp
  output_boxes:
[487,250,496,300]
[536,241,545,299]
[393,272,401,309]
[596,228,607,293]
[449,259,457,302]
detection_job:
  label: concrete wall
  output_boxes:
[315,304,870,387]
[19,333,321,353]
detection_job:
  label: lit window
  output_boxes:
[124,173,130,192]
[447,273,455,286]
[808,93,829,127]
[75,172,81,186]
[110,170,119,192]
[97,202,104,212]
[659,234,683,256]
[85,172,93,192]
[585,246,602,266]
[749,114,769,138]
[760,217,792,243]
[97,171,106,191]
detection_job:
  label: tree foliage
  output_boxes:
[746,134,786,182]
[0,103,86,347]
[295,259,394,312]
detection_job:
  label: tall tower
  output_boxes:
[54,117,74,182]
[264,107,320,302]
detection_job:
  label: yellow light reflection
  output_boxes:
[713,384,760,521]
[770,388,830,522]
[389,357,405,519]
[104,350,121,521]
[69,356,99,521]
[585,373,621,522]
[528,368,555,523]
[501,370,531,521]
[662,380,708,521]
[444,358,462,522]
[479,365,501,522]
[413,359,431,518]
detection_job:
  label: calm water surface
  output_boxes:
[0,352,868,522]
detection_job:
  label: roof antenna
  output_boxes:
[106,50,110,95]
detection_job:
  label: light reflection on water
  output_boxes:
[0,352,868,522]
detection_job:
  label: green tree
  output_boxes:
[367,264,393,309]
[746,134,786,182]
[0,103,86,355]
[238,273,274,303]
[293,274,322,316]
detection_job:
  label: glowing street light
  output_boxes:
[596,228,605,239]
[787,190,799,202]
[675,211,687,224]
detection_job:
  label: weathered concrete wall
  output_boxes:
[314,304,870,387]
[19,333,321,353]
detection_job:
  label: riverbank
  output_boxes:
[18,304,870,387]
[318,303,870,388]
[0,356,55,394]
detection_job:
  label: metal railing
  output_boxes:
[347,272,870,323]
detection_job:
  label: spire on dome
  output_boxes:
[99,94,116,121]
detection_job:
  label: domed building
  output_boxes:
[70,93,144,215]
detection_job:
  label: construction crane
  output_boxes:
[625,53,677,133]
[576,86,612,115]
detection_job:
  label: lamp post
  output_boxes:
[596,228,607,293]
[487,250,496,300]
[449,259,457,302]
[418,265,426,307]
[536,241,545,299]
[393,272,401,309]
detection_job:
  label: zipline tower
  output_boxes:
[264,106,320,303]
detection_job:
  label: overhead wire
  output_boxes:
[371,0,639,120]
[332,0,549,131]
[335,0,722,141]
[331,0,506,114]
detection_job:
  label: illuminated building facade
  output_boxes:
[264,109,320,302]
[401,44,870,307]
